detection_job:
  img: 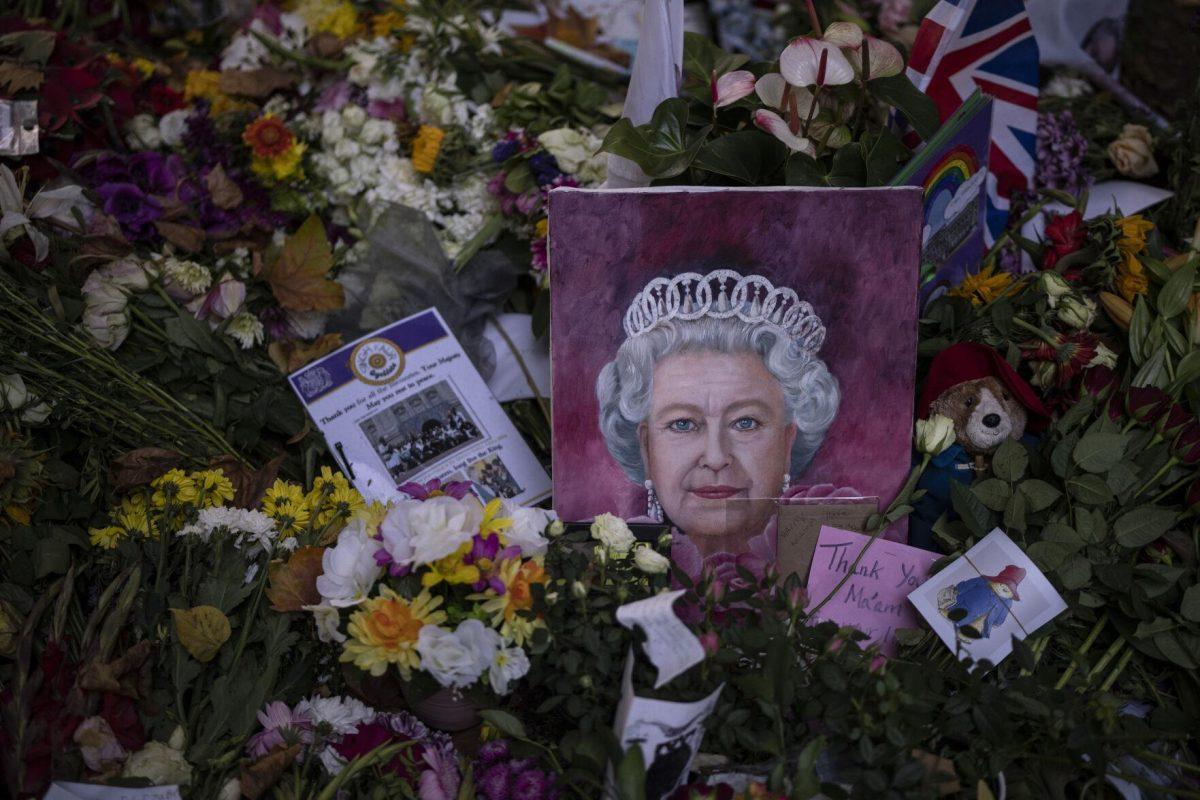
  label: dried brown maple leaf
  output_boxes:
[265,547,326,612]
[264,215,344,312]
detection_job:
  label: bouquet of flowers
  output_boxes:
[309,479,557,706]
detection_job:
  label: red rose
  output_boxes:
[1042,210,1086,272]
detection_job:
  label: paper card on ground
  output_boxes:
[43,783,182,800]
[288,308,550,506]
[775,499,879,582]
[907,528,1068,667]
[805,526,940,656]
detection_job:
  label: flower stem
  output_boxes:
[1133,456,1180,499]
[1053,612,1107,690]
[804,0,823,36]
[1012,316,1061,347]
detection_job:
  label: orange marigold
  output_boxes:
[243,114,296,159]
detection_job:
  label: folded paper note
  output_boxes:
[43,783,182,800]
[805,526,941,656]
[289,308,551,506]
[907,528,1067,667]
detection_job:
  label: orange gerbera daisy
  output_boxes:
[242,114,295,159]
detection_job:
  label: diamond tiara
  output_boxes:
[622,269,827,356]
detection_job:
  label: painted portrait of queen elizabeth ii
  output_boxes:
[596,270,840,554]
[548,186,923,557]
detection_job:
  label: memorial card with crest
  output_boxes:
[289,308,551,506]
[549,186,922,564]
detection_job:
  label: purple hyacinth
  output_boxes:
[1034,110,1091,197]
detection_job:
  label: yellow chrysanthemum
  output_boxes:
[341,587,446,679]
[1116,214,1155,255]
[534,218,549,238]
[1116,251,1149,302]
[192,469,235,508]
[314,484,366,530]
[312,465,351,495]
[948,264,1017,307]
[411,125,445,174]
[90,526,126,550]
[251,141,306,182]
[115,494,152,536]
[421,542,482,589]
[262,479,311,536]
[151,469,198,509]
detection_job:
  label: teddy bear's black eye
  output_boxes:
[965,398,974,407]
[1002,392,1010,401]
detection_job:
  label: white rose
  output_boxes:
[315,518,384,607]
[103,258,151,291]
[537,128,589,174]
[591,512,635,557]
[632,545,670,575]
[159,108,192,148]
[303,602,346,643]
[455,618,501,678]
[914,414,956,456]
[124,114,162,150]
[416,623,488,689]
[1107,124,1159,178]
[408,495,484,565]
[500,502,553,557]
[122,741,193,785]
[1057,295,1097,329]
[489,643,530,695]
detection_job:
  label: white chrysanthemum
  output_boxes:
[161,256,213,297]
[298,695,376,736]
[227,312,264,350]
[179,507,277,542]
[159,108,192,148]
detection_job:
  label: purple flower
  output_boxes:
[128,152,187,198]
[399,478,473,501]
[464,534,520,592]
[88,154,131,184]
[491,130,533,163]
[367,97,407,120]
[418,743,462,800]
[512,768,555,798]
[1034,110,1091,197]
[529,152,562,187]
[315,81,354,113]
[530,236,548,273]
[96,183,162,239]
[476,740,510,765]
[515,191,541,216]
[246,701,314,758]
[476,762,512,800]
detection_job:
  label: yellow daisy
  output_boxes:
[151,469,197,509]
[89,526,126,550]
[341,587,446,679]
[192,469,235,508]
[262,479,311,536]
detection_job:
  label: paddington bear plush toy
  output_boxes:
[910,342,1050,551]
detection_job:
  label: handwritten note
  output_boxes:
[44,782,182,800]
[805,526,940,656]
[616,589,705,688]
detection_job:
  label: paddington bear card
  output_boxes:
[907,528,1067,667]
[548,186,923,572]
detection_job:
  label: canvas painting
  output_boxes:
[549,186,923,563]
[907,528,1068,667]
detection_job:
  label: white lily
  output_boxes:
[711,69,757,108]
[0,165,90,263]
[779,37,854,88]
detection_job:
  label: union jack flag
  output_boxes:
[906,0,1040,245]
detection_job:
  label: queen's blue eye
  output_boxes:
[668,419,698,432]
[732,417,760,431]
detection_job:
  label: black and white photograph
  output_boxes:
[359,380,483,482]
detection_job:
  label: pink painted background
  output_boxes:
[548,186,923,523]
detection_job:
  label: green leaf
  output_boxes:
[785,153,826,186]
[950,480,991,536]
[1018,479,1061,512]
[1113,507,1177,548]
[1004,490,1027,531]
[531,288,550,340]
[1068,473,1115,505]
[827,143,867,187]
[615,745,647,800]
[1182,585,1200,622]
[681,32,749,82]
[864,127,910,185]
[693,130,788,184]
[1072,432,1129,473]
[869,74,940,141]
[971,478,1011,511]
[1058,556,1092,590]
[599,99,711,179]
[1171,350,1200,392]
[1130,294,1153,364]
[1027,541,1070,570]
[991,440,1028,482]
[1157,261,1195,319]
[479,709,528,741]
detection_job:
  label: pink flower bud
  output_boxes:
[699,631,720,656]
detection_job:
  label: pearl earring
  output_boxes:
[644,479,663,522]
